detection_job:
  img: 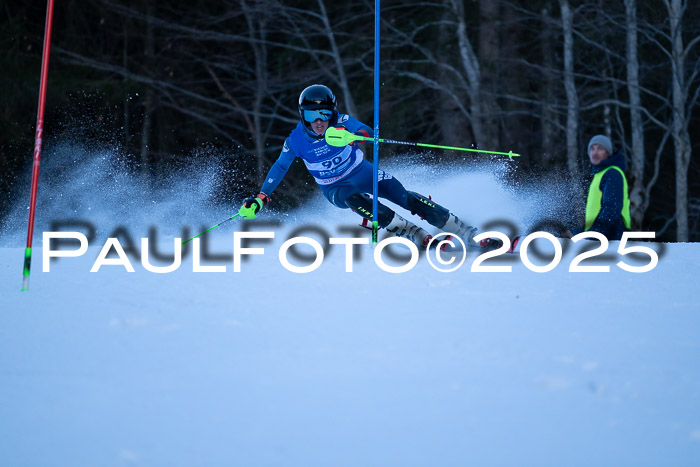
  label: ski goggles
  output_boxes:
[302,109,333,123]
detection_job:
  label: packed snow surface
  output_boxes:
[1,145,699,466]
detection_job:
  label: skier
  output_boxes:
[237,84,499,248]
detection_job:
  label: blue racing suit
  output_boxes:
[260,114,421,227]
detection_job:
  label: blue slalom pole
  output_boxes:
[372,0,380,244]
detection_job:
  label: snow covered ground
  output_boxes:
[1,148,699,466]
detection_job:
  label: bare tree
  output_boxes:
[479,0,501,149]
[378,0,485,148]
[624,0,646,228]
[241,0,269,174]
[315,0,358,117]
[559,0,580,178]
[664,0,696,241]
[539,4,558,166]
[140,0,155,178]
[450,0,485,146]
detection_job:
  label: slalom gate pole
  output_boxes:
[371,0,380,244]
[325,127,521,160]
[22,0,56,292]
[181,214,241,246]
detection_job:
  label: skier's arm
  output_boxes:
[239,138,296,219]
[335,114,372,140]
[260,138,297,196]
[589,169,624,235]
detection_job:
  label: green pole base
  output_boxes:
[21,247,32,291]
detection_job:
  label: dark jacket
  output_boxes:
[587,150,628,240]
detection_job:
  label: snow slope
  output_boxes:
[1,148,699,466]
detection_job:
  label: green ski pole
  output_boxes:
[182,213,241,245]
[325,126,520,159]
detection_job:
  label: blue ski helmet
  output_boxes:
[298,84,337,137]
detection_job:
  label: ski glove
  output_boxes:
[239,193,270,219]
[348,128,371,146]
[332,126,370,146]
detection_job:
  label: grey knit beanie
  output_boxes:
[587,135,613,156]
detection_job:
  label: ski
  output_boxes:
[506,235,522,254]
[432,233,522,254]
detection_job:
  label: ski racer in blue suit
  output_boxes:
[238,84,494,248]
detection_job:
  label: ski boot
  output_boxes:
[442,213,477,244]
[442,213,504,250]
[384,213,432,248]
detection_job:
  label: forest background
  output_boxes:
[1,0,698,241]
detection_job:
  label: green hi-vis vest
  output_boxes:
[585,165,631,231]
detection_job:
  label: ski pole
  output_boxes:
[325,126,520,159]
[371,0,381,245]
[181,213,241,245]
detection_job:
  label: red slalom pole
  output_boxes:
[22,0,56,291]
